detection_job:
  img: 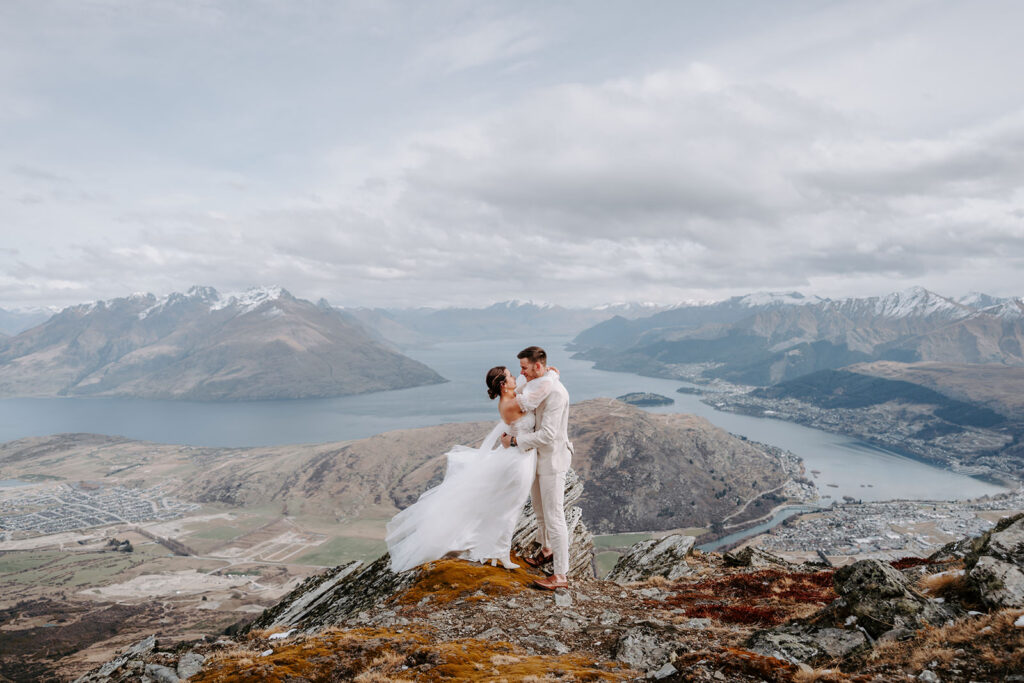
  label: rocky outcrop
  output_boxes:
[510,468,594,579]
[248,470,594,632]
[245,560,369,631]
[612,620,679,672]
[828,559,956,638]
[966,512,1024,608]
[72,635,208,683]
[748,558,958,665]
[748,624,868,665]
[70,513,1024,682]
[723,545,793,568]
[605,534,696,583]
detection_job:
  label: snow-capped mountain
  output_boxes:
[736,291,827,308]
[571,287,1024,385]
[0,287,444,400]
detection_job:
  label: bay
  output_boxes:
[0,336,1007,504]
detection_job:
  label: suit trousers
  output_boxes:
[530,470,569,576]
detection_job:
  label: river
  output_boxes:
[0,336,1007,505]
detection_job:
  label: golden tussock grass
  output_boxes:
[791,666,849,682]
[915,567,972,604]
[191,625,629,682]
[869,608,1024,675]
[395,558,538,607]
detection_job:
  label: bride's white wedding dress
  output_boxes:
[385,413,538,573]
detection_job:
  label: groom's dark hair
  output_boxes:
[517,346,546,365]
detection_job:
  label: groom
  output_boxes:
[501,345,573,590]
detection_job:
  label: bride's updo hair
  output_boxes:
[486,366,508,400]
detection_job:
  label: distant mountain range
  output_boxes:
[0,286,444,400]
[571,287,1024,385]
[0,306,55,336]
[339,300,671,346]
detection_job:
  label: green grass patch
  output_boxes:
[593,532,653,550]
[0,550,57,574]
[595,551,621,579]
[674,527,709,537]
[190,525,247,541]
[18,473,63,481]
[294,536,386,567]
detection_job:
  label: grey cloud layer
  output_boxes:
[2,1,1023,308]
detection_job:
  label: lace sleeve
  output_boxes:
[516,369,559,412]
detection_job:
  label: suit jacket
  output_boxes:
[516,375,573,475]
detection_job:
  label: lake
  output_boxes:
[0,336,1008,504]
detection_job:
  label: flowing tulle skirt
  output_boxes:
[386,422,536,572]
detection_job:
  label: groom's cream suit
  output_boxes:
[515,372,573,576]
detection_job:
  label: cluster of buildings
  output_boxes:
[0,482,199,540]
[759,488,1024,558]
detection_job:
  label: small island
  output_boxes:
[616,392,675,407]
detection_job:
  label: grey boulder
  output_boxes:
[606,534,695,584]
[967,512,1024,609]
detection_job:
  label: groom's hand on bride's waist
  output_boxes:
[500,433,516,449]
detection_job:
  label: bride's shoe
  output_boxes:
[484,557,520,570]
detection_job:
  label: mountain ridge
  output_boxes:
[0,286,445,400]
[571,287,1024,385]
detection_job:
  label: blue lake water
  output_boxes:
[0,479,30,488]
[0,336,1008,504]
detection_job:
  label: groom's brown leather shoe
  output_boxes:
[522,549,553,568]
[533,575,568,591]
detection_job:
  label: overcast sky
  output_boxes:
[2,0,1022,309]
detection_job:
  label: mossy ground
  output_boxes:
[395,557,538,607]
[193,626,630,682]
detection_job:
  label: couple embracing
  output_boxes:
[386,346,573,590]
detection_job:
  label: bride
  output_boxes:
[385,365,558,572]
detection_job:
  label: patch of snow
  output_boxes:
[979,299,1024,321]
[738,291,822,307]
[492,299,555,310]
[138,286,222,320]
[872,287,964,318]
[261,306,284,319]
[957,291,1007,309]
[1015,614,1024,628]
[211,286,286,314]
